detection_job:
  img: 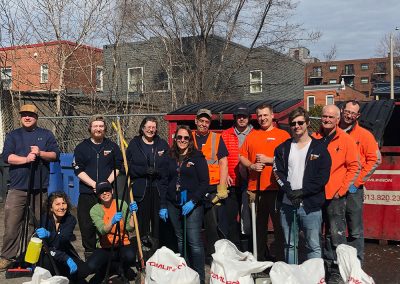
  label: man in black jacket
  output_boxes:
[73,114,122,259]
[273,107,331,264]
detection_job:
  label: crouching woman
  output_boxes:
[36,191,90,283]
[87,181,138,283]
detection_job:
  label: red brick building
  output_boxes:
[304,57,400,98]
[0,41,103,95]
[304,84,368,111]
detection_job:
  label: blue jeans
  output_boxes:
[280,204,322,264]
[167,201,205,283]
[323,197,347,264]
[346,186,364,262]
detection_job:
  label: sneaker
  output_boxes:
[0,257,13,271]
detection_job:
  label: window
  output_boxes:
[40,64,48,83]
[0,67,12,89]
[361,77,369,84]
[329,65,337,72]
[326,95,334,105]
[344,64,354,75]
[250,70,262,93]
[96,67,103,91]
[307,96,315,111]
[375,62,386,73]
[361,63,369,70]
[311,66,322,77]
[128,67,144,92]
[329,79,337,84]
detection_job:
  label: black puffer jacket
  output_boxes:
[126,135,169,200]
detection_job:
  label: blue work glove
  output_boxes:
[129,201,138,213]
[36,228,50,239]
[182,200,195,216]
[66,257,77,274]
[159,208,168,222]
[349,184,358,193]
[111,212,123,225]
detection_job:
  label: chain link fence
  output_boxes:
[1,113,169,153]
[309,117,322,133]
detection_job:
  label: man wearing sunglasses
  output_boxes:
[192,108,229,257]
[273,107,331,264]
[312,104,359,281]
[221,104,254,250]
[339,100,381,263]
[0,104,60,271]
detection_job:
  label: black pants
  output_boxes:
[225,187,242,248]
[77,193,98,253]
[87,244,136,283]
[41,253,90,284]
[136,186,160,240]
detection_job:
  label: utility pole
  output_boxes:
[390,27,399,100]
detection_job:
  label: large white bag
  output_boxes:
[337,244,375,284]
[210,239,273,284]
[145,246,200,284]
[22,266,69,284]
[269,258,325,284]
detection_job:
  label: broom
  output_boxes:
[113,120,146,283]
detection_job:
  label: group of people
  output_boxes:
[0,100,380,284]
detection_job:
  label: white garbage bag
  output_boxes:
[145,246,200,284]
[337,244,375,284]
[210,239,273,284]
[22,266,69,284]
[270,258,325,284]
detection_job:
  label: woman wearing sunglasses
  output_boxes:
[159,125,209,284]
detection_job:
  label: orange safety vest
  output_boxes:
[192,131,221,185]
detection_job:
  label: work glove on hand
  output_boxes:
[287,189,304,201]
[159,208,168,222]
[36,228,50,239]
[247,190,256,203]
[182,200,195,216]
[349,184,358,193]
[111,212,123,225]
[212,183,229,205]
[291,198,302,208]
[129,201,138,213]
[66,257,78,274]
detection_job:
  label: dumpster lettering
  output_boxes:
[364,190,400,205]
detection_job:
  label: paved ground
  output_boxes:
[0,203,399,283]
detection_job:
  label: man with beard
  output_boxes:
[73,114,123,259]
[339,100,380,263]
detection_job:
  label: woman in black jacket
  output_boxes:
[159,125,209,284]
[36,191,89,283]
[126,116,169,249]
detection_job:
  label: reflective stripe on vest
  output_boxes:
[192,131,221,185]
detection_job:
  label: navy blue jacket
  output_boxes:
[273,137,331,213]
[162,149,209,208]
[73,138,122,194]
[2,127,60,190]
[40,213,79,263]
[126,136,169,200]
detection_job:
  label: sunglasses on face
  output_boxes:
[176,135,190,141]
[289,120,306,127]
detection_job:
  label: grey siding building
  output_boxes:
[103,36,304,111]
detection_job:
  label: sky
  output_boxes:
[291,0,400,60]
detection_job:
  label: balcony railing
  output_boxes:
[341,69,355,76]
[309,70,322,78]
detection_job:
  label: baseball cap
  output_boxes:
[96,181,113,195]
[234,104,250,117]
[196,108,212,119]
[19,104,38,115]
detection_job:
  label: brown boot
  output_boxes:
[0,257,13,272]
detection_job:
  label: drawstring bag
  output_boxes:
[337,244,375,284]
[270,258,325,284]
[210,239,273,284]
[145,246,199,284]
